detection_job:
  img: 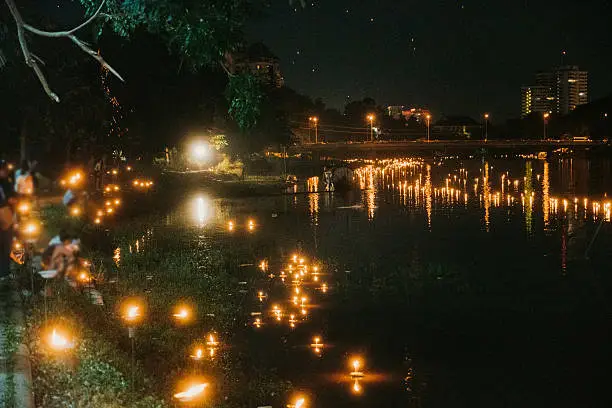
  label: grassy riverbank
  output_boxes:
[30,199,292,407]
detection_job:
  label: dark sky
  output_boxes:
[247,0,612,121]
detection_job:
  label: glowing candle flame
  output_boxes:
[191,347,204,361]
[48,328,74,351]
[174,383,209,402]
[173,307,190,322]
[206,334,218,347]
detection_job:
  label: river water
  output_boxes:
[120,157,612,407]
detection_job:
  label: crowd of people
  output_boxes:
[0,159,86,286]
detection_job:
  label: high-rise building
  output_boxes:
[521,65,588,117]
[521,86,553,117]
[556,66,588,115]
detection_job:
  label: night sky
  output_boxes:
[247,0,612,120]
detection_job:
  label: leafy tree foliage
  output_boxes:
[226,72,264,132]
[80,0,255,72]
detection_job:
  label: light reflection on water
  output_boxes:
[118,157,612,408]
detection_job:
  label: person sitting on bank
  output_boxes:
[42,230,80,279]
[14,160,34,196]
[0,160,16,282]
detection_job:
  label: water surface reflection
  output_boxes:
[120,157,612,407]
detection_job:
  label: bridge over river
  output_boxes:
[288,140,610,159]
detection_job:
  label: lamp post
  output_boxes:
[120,299,144,391]
[367,114,375,142]
[426,114,431,142]
[309,117,319,144]
[484,113,490,142]
[543,112,550,140]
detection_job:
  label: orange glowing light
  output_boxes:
[77,271,90,283]
[174,381,209,403]
[190,347,205,361]
[121,300,144,325]
[350,357,365,377]
[47,328,75,352]
[172,305,192,323]
[17,201,31,214]
[206,334,218,347]
[228,221,235,231]
[352,379,363,394]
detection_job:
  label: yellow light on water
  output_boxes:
[352,379,363,395]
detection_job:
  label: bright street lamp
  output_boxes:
[426,114,432,142]
[309,117,319,144]
[543,112,550,140]
[367,114,375,142]
[190,140,212,164]
[484,113,490,142]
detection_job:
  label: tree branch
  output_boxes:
[22,0,106,38]
[68,35,124,82]
[4,0,59,102]
[4,0,123,102]
[219,61,234,77]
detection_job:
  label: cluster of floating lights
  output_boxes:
[356,159,612,225]
[226,218,256,232]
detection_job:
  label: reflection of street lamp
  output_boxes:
[484,113,490,142]
[309,117,319,144]
[426,114,432,142]
[543,112,550,140]
[367,114,375,142]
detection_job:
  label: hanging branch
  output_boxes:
[4,0,123,103]
[22,0,107,37]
